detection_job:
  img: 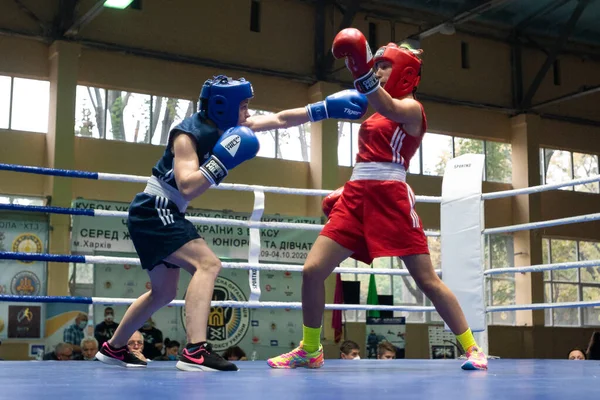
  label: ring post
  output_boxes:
[440,153,487,354]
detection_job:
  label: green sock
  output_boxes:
[302,325,321,353]
[456,328,477,352]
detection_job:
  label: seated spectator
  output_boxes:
[223,346,247,361]
[94,307,119,348]
[128,331,149,362]
[153,338,181,361]
[586,331,600,360]
[78,337,99,361]
[367,329,378,359]
[139,318,163,361]
[340,340,361,360]
[377,341,397,360]
[63,312,88,358]
[43,342,73,361]
[568,347,586,360]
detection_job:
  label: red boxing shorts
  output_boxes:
[320,179,429,265]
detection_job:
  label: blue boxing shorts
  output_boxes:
[127,178,201,271]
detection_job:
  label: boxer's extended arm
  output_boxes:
[243,107,309,132]
[172,132,212,201]
[243,90,368,132]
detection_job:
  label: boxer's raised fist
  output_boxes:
[332,28,380,95]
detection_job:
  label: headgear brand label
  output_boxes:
[181,277,249,351]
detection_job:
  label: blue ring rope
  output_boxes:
[0,163,98,179]
[0,294,92,304]
[0,203,95,216]
[0,252,86,263]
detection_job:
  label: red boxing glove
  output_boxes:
[332,28,380,95]
[322,187,344,218]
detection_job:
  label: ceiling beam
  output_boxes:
[520,0,592,109]
[514,0,574,32]
[64,0,106,37]
[358,0,600,61]
[535,112,600,127]
[510,34,524,108]
[410,0,517,40]
[13,0,50,35]
[54,0,79,38]
[323,0,362,75]
[530,84,600,110]
[314,0,327,81]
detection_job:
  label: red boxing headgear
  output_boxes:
[373,43,422,99]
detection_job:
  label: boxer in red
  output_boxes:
[267,28,488,371]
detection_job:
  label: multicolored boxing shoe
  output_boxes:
[267,341,324,369]
[461,345,488,370]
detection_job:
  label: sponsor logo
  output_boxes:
[181,277,249,352]
[11,271,41,296]
[12,234,43,264]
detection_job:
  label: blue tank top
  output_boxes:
[151,113,220,191]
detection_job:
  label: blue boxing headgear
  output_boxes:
[198,75,254,131]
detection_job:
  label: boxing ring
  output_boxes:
[1,157,600,400]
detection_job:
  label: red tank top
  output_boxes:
[355,104,427,170]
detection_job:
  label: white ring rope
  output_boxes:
[482,174,600,200]
[84,256,441,276]
[90,297,437,312]
[7,165,600,318]
[485,259,600,276]
[93,209,441,236]
[86,297,600,312]
[96,172,441,202]
[487,300,600,312]
[482,212,600,235]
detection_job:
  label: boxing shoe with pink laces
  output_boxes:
[461,345,488,370]
[267,341,324,369]
[96,342,147,368]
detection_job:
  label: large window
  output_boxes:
[0,75,11,129]
[422,133,453,176]
[340,237,442,324]
[485,234,515,326]
[73,90,312,162]
[337,126,512,183]
[421,133,512,183]
[75,85,194,145]
[543,238,600,326]
[248,109,311,162]
[0,75,50,133]
[340,234,515,326]
[0,195,46,206]
[541,148,599,193]
[337,122,360,167]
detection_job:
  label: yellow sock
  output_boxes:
[456,328,477,352]
[302,325,321,353]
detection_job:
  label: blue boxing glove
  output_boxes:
[306,89,368,122]
[200,126,260,185]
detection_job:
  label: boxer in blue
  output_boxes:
[96,75,368,372]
